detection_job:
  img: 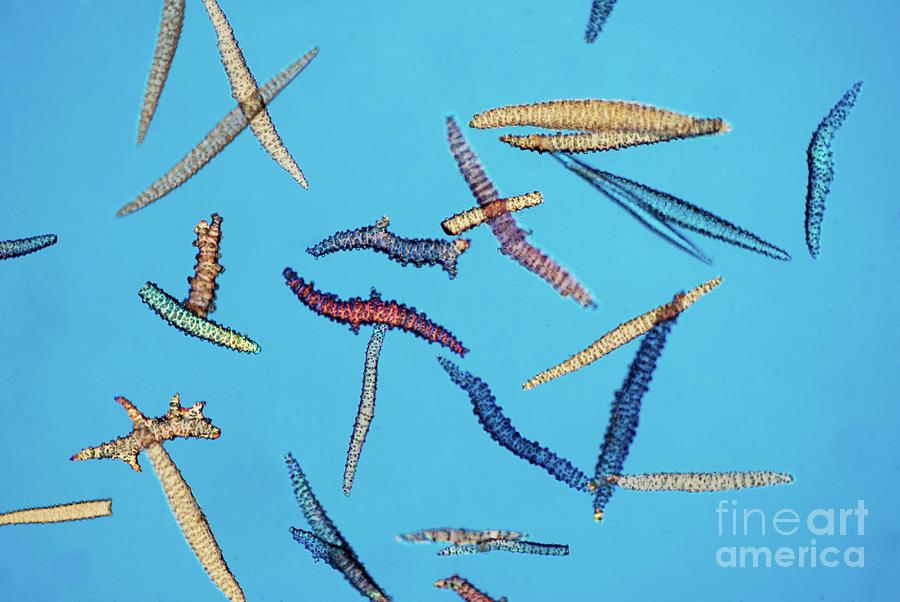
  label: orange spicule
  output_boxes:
[183,213,224,318]
[441,192,544,236]
[0,500,112,526]
[523,276,721,390]
[434,575,507,602]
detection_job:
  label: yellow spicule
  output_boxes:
[499,126,726,154]
[0,500,112,526]
[146,443,245,602]
[470,99,730,136]
[136,0,185,144]
[441,192,544,236]
[200,0,308,189]
[523,276,722,390]
[184,213,224,318]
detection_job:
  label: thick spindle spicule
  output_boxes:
[441,192,544,236]
[183,213,224,318]
[434,575,508,602]
[0,500,112,527]
[396,528,528,546]
[438,538,569,557]
[136,0,184,144]
[608,471,794,492]
[0,233,57,261]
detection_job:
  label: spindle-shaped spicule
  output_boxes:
[71,395,244,602]
[441,192,544,236]
[200,0,308,189]
[0,500,112,527]
[470,99,729,153]
[438,538,569,557]
[608,471,794,492]
[396,528,527,546]
[184,213,224,318]
[343,324,388,496]
[285,452,391,601]
[283,268,468,356]
[308,216,470,278]
[437,357,591,492]
[117,47,319,217]
[556,155,791,261]
[591,319,677,522]
[0,234,57,261]
[446,117,595,307]
[434,575,508,602]
[136,0,185,144]
[523,276,720,390]
[806,81,862,258]
[584,0,618,43]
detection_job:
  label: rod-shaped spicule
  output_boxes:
[584,0,618,43]
[441,192,544,236]
[557,155,792,260]
[184,213,224,318]
[608,471,794,492]
[438,538,569,557]
[285,452,391,601]
[0,234,57,261]
[437,356,591,492]
[200,0,308,189]
[71,394,221,472]
[447,117,595,307]
[591,319,677,522]
[283,268,468,356]
[396,528,527,546]
[140,282,261,353]
[434,575,508,602]
[136,0,185,144]
[523,277,720,390]
[146,443,246,602]
[117,47,318,217]
[0,500,112,527]
[499,128,724,153]
[307,216,470,279]
[343,324,388,496]
[806,81,862,258]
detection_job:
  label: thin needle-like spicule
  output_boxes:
[446,116,595,307]
[71,395,244,601]
[0,234,57,261]
[0,500,112,527]
[471,99,729,153]
[343,324,388,496]
[584,0,618,43]
[200,0,308,189]
[117,47,318,217]
[283,268,468,356]
[608,471,794,492]
[438,539,569,557]
[556,155,791,261]
[396,528,527,546]
[285,452,391,601]
[523,277,720,390]
[434,575,508,602]
[806,81,863,258]
[136,0,185,144]
[308,216,471,279]
[591,319,677,522]
[437,356,591,492]
[441,192,544,236]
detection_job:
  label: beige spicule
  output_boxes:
[184,213,224,319]
[499,125,726,153]
[396,528,528,546]
[523,276,722,390]
[470,99,730,135]
[146,443,245,602]
[610,471,794,492]
[201,0,308,189]
[441,192,544,236]
[137,0,185,144]
[0,500,112,526]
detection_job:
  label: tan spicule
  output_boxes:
[441,192,544,235]
[499,125,726,153]
[184,213,224,318]
[609,471,794,492]
[0,500,112,526]
[137,0,185,144]
[201,0,308,189]
[396,528,527,546]
[523,276,721,390]
[470,99,730,135]
[71,395,221,472]
[146,443,245,601]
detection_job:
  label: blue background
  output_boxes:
[1,1,898,600]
